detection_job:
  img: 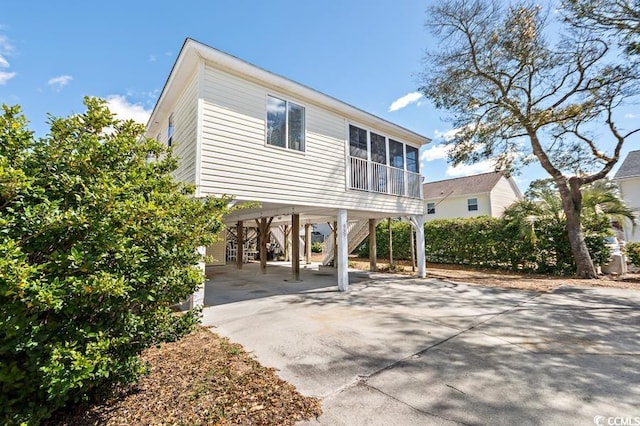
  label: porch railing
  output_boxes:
[349,156,422,199]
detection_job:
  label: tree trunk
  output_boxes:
[557,178,598,278]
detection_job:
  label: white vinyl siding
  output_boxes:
[197,63,424,215]
[154,71,199,184]
[489,176,523,217]
[424,194,491,221]
[617,177,640,242]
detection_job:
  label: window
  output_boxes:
[406,145,419,173]
[288,102,305,151]
[266,95,305,151]
[370,132,387,192]
[468,198,478,211]
[167,114,174,147]
[427,202,436,214]
[370,133,386,164]
[389,139,404,169]
[349,125,368,159]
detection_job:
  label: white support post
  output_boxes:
[337,209,349,291]
[191,245,207,309]
[411,215,426,278]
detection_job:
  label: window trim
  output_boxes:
[427,202,436,215]
[265,94,306,153]
[467,198,479,212]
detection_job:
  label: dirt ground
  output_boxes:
[47,329,322,426]
[349,258,640,293]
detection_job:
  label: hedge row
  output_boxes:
[357,216,610,275]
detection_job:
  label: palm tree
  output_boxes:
[503,178,635,272]
[580,180,636,227]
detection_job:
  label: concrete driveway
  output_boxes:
[201,263,640,425]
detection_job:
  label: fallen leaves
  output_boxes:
[47,328,322,425]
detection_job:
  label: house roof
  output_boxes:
[146,38,430,147]
[423,171,514,199]
[614,150,640,180]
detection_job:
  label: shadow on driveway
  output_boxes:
[201,265,640,425]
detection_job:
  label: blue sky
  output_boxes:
[0,1,637,191]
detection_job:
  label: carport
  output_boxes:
[192,201,426,308]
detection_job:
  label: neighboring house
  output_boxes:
[613,150,640,243]
[145,38,430,301]
[423,171,523,221]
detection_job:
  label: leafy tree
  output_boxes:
[0,98,230,424]
[563,0,640,55]
[420,0,640,277]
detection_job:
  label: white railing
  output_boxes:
[349,156,422,199]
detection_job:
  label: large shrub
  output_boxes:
[627,242,640,266]
[0,99,229,424]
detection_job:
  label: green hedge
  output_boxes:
[357,216,610,275]
[627,242,640,266]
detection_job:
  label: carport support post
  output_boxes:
[257,217,273,275]
[369,219,377,272]
[236,221,243,270]
[305,223,311,264]
[333,221,338,268]
[190,245,206,309]
[292,214,300,281]
[411,214,426,278]
[337,209,349,291]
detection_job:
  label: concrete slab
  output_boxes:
[201,263,640,425]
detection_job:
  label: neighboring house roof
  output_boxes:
[423,171,518,199]
[614,150,640,180]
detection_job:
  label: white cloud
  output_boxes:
[148,54,157,62]
[0,71,16,85]
[625,113,638,119]
[388,92,423,112]
[0,34,15,83]
[433,125,475,142]
[420,143,450,162]
[106,95,151,124]
[47,75,73,90]
[445,159,495,177]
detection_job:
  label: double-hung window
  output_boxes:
[468,198,478,211]
[266,95,305,152]
[427,202,436,215]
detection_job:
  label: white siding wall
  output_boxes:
[155,71,199,185]
[197,63,424,215]
[618,178,640,242]
[424,194,491,221]
[489,177,521,218]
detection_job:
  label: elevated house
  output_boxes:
[145,39,430,305]
[423,171,522,220]
[613,150,640,243]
